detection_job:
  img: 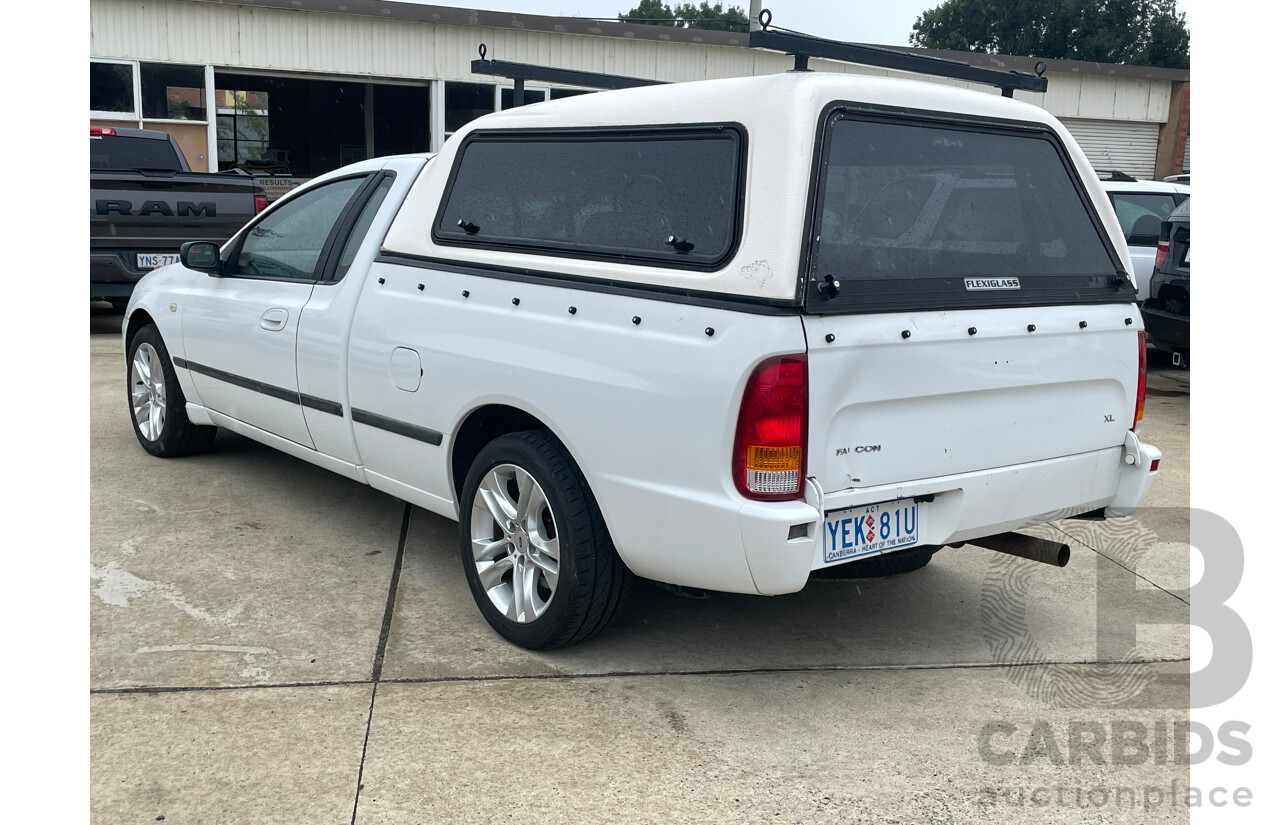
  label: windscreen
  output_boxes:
[90,135,185,170]
[806,115,1126,313]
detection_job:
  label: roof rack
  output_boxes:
[471,9,1048,101]
[749,8,1047,97]
[471,44,663,105]
[1095,169,1139,182]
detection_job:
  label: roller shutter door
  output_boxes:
[1183,134,1190,172]
[1060,118,1160,180]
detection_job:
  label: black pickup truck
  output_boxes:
[90,127,266,309]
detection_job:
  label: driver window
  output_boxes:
[231,177,365,280]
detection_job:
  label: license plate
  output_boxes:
[137,253,180,269]
[823,496,924,564]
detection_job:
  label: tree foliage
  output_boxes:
[618,1,749,32]
[909,0,1189,68]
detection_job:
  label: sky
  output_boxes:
[405,0,1195,48]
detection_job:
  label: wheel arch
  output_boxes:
[450,404,565,507]
[125,308,158,351]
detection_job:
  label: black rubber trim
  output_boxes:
[351,408,444,446]
[301,393,344,416]
[173,357,344,416]
[374,252,802,316]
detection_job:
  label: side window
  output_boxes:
[1109,193,1179,247]
[230,177,365,280]
[333,177,395,281]
[434,128,743,269]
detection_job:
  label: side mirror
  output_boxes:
[180,241,222,274]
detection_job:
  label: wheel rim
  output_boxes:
[130,342,166,441]
[469,463,561,623]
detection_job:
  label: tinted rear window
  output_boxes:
[434,127,743,269]
[806,114,1125,313]
[90,135,184,170]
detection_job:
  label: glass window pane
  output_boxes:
[550,88,592,100]
[91,62,134,113]
[90,133,184,170]
[501,87,547,110]
[437,131,741,266]
[1109,193,1179,246]
[234,177,365,280]
[445,83,495,133]
[140,63,206,120]
[814,120,1115,281]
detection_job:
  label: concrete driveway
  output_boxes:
[90,304,1192,823]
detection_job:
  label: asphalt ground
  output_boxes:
[90,302,1192,824]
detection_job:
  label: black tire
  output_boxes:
[459,430,631,649]
[126,325,218,458]
[809,544,938,580]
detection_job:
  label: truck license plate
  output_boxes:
[137,253,180,269]
[823,496,924,564]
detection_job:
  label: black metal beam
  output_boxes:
[470,59,664,91]
[748,28,1047,95]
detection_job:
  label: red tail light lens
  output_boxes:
[733,355,807,501]
[254,194,269,214]
[90,127,116,136]
[1133,332,1147,432]
[1154,239,1169,268]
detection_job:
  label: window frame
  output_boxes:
[430,123,749,273]
[90,58,141,121]
[798,102,1131,315]
[220,172,387,284]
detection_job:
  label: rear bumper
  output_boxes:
[601,441,1160,598]
[1140,303,1189,352]
[91,252,152,297]
[747,442,1160,595]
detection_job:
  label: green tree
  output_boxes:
[909,0,1189,69]
[618,1,749,32]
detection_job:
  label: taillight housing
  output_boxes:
[733,354,807,501]
[90,127,116,136]
[1154,239,1169,268]
[1133,332,1147,432]
[1153,219,1172,268]
[254,194,269,215]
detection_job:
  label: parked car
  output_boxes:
[1141,198,1190,366]
[122,72,1160,648]
[91,126,267,309]
[1098,174,1189,302]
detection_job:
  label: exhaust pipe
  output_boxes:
[968,532,1070,567]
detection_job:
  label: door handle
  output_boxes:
[260,308,288,331]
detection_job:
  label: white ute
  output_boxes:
[124,71,1161,648]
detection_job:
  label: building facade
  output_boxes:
[90,0,1190,195]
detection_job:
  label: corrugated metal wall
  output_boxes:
[91,0,1173,124]
[1059,118,1161,179]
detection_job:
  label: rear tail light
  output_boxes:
[733,355,807,501]
[90,127,116,136]
[1133,332,1147,432]
[254,194,269,214]
[1154,239,1169,267]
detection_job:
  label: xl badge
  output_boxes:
[964,277,1021,290]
